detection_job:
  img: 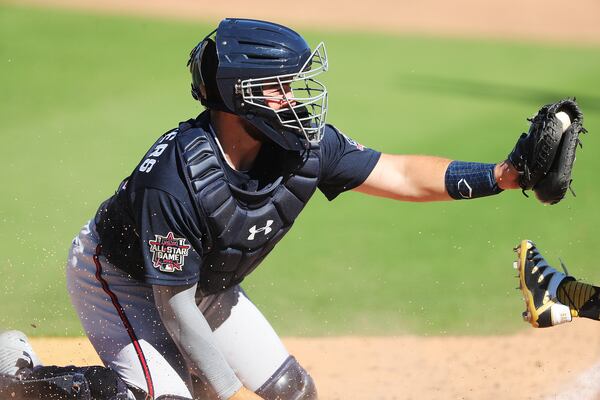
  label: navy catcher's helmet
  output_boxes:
[188,18,328,151]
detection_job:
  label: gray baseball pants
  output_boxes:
[66,220,289,398]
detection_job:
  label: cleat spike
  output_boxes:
[513,261,519,270]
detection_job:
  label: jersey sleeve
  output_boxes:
[318,124,381,201]
[134,188,203,286]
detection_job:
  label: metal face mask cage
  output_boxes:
[237,42,328,145]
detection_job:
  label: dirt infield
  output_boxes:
[12,0,600,398]
[32,319,600,399]
[11,0,600,44]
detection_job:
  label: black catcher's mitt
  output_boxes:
[534,101,586,204]
[508,98,586,203]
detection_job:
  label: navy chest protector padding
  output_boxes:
[177,122,320,295]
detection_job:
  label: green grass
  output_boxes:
[1,4,600,336]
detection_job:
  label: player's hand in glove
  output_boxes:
[507,98,586,204]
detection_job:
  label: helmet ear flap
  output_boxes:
[190,83,200,100]
[188,40,205,100]
[188,35,222,107]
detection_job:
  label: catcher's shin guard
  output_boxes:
[514,240,574,328]
[0,365,129,400]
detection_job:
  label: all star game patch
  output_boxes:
[148,232,191,273]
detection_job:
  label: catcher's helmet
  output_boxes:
[188,18,328,151]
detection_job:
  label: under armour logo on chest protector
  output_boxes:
[248,220,274,240]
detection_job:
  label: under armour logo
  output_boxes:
[248,220,274,240]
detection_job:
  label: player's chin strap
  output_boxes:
[0,366,129,400]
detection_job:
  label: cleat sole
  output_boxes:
[517,240,540,328]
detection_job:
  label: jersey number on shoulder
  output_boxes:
[139,130,178,173]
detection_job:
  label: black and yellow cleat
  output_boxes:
[514,240,575,328]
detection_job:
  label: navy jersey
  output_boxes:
[95,112,380,289]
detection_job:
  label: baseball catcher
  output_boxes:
[0,17,588,400]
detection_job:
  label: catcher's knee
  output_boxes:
[0,365,129,400]
[255,356,317,400]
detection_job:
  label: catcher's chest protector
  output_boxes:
[178,122,320,295]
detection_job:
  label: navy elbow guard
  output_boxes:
[444,161,502,199]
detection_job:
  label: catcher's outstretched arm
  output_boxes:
[354,154,519,202]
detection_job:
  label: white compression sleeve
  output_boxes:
[153,284,242,399]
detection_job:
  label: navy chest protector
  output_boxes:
[177,122,320,295]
